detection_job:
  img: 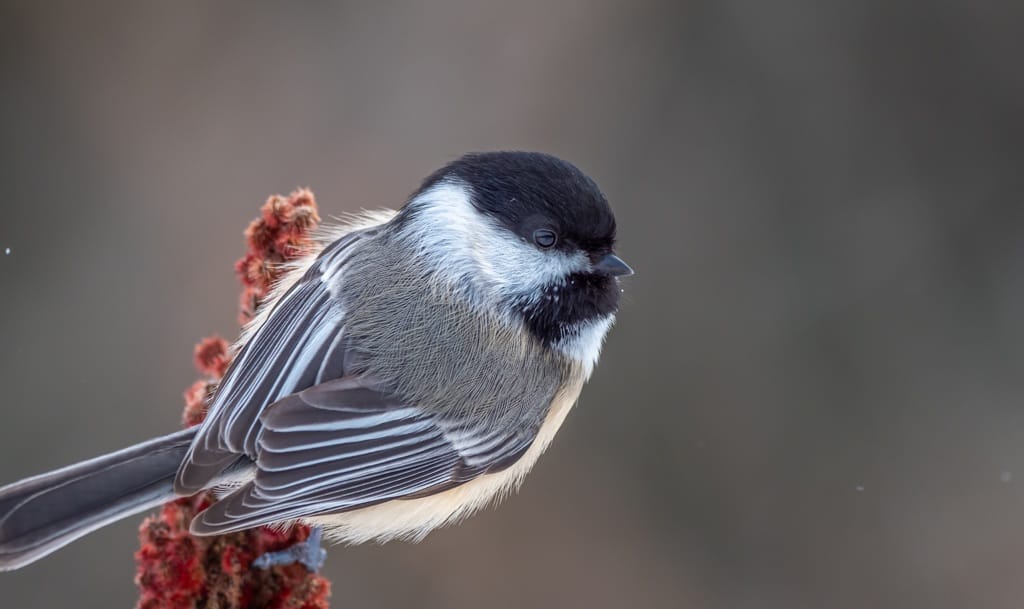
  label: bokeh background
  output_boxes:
[2,1,1023,608]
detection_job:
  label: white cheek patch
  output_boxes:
[398,180,587,312]
[482,241,584,306]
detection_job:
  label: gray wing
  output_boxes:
[175,227,376,493]
[190,377,536,535]
[175,222,541,526]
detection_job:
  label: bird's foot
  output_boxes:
[252,526,327,572]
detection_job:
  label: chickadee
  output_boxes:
[0,151,632,571]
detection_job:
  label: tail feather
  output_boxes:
[0,428,196,570]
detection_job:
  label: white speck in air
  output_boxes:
[3,247,9,255]
[1001,471,1012,483]
[855,485,865,492]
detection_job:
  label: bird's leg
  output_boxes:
[252,526,327,572]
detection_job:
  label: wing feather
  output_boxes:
[175,228,373,493]
[190,377,535,534]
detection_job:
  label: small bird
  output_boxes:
[0,151,632,571]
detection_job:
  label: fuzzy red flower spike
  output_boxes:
[135,189,330,609]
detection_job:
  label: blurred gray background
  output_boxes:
[1,1,1023,608]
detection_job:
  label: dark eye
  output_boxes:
[532,228,557,249]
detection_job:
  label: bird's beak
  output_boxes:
[593,253,634,277]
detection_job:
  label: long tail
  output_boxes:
[0,427,197,570]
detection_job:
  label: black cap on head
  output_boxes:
[416,151,617,255]
[402,151,627,349]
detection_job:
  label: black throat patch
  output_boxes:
[515,272,620,347]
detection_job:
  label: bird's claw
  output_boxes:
[252,526,327,572]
